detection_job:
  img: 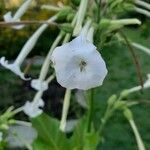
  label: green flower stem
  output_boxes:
[73,0,89,35]
[95,0,101,22]
[46,73,55,83]
[98,105,114,135]
[39,31,65,81]
[129,119,145,150]
[87,89,94,132]
[124,109,145,150]
[12,107,24,116]
[60,89,72,131]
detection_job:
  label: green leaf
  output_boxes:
[32,138,51,150]
[83,132,100,150]
[71,118,100,150]
[31,113,70,150]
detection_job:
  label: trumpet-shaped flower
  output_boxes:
[23,98,44,118]
[3,0,32,29]
[51,35,108,90]
[0,16,57,80]
[31,79,48,91]
[6,125,37,148]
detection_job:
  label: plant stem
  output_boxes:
[95,0,101,22]
[120,31,144,89]
[73,0,89,35]
[98,106,114,134]
[87,89,94,132]
[60,89,71,132]
[128,119,145,150]
[39,31,65,81]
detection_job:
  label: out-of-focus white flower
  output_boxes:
[31,74,55,91]
[65,119,78,133]
[31,79,48,91]
[6,125,37,148]
[75,90,87,108]
[128,74,150,93]
[51,35,108,90]
[0,16,57,80]
[0,132,3,142]
[23,98,44,118]
[3,0,32,29]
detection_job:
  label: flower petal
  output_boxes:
[31,79,48,91]
[23,99,44,118]
[51,35,108,90]
[0,57,30,80]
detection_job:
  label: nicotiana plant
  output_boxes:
[0,0,150,150]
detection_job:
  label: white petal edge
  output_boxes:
[0,57,30,80]
[3,12,24,30]
[23,99,44,118]
[31,79,48,91]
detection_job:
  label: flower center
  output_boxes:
[79,60,87,72]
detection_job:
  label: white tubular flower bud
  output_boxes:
[134,7,150,18]
[134,0,150,11]
[0,15,57,80]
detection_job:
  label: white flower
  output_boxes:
[0,16,57,80]
[51,35,108,90]
[0,57,30,80]
[0,132,3,142]
[75,90,87,108]
[31,79,48,91]
[65,119,78,133]
[23,98,44,118]
[3,0,32,29]
[6,125,37,148]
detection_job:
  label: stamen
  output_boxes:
[79,60,87,72]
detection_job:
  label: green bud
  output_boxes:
[107,94,117,106]
[114,101,126,110]
[99,19,111,29]
[8,119,16,124]
[0,124,9,130]
[120,90,129,98]
[67,13,75,22]
[59,23,73,33]
[123,108,133,120]
[57,7,72,21]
